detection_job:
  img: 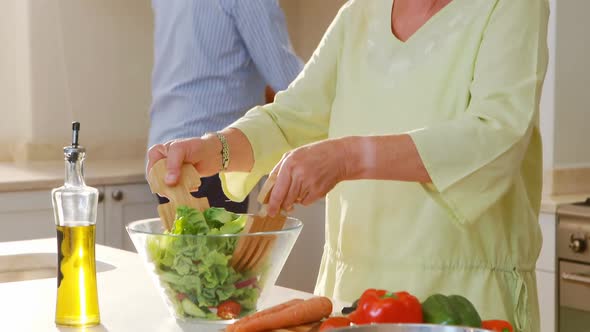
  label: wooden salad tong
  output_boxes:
[229,173,287,272]
[148,158,287,272]
[147,159,210,230]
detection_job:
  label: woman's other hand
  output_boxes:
[264,134,432,216]
[266,138,353,216]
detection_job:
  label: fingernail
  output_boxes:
[165,173,177,184]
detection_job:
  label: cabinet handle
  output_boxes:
[561,272,590,285]
[111,190,124,202]
[98,190,105,203]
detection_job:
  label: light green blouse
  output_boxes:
[221,0,549,331]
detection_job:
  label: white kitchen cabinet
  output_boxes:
[103,183,158,252]
[0,183,158,252]
[0,190,60,242]
[536,212,557,332]
[0,188,105,245]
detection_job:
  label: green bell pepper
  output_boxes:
[421,294,482,327]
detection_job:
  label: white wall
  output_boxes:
[0,0,153,162]
[553,0,590,168]
[27,1,71,147]
[540,0,556,171]
[0,0,32,160]
[29,0,153,160]
[281,0,347,61]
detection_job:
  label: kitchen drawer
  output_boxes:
[103,183,158,251]
[0,190,56,241]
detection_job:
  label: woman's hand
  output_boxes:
[266,138,354,216]
[147,128,255,186]
[147,135,223,185]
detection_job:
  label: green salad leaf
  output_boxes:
[170,206,209,235]
[204,207,237,227]
[147,206,260,320]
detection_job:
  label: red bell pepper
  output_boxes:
[348,289,422,324]
[482,319,514,332]
[319,317,352,331]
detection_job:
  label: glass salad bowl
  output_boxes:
[126,210,303,324]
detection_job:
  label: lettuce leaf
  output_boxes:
[171,206,209,235]
[204,207,238,229]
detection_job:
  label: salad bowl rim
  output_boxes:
[126,215,303,238]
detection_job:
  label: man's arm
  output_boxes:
[229,0,304,91]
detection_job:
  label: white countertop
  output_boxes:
[0,239,340,332]
[0,159,146,192]
[540,193,590,214]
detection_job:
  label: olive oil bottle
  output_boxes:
[51,122,100,327]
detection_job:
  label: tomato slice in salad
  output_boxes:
[176,292,188,301]
[217,300,242,320]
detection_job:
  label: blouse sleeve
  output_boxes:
[220,2,352,202]
[408,0,549,225]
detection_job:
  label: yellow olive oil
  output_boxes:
[55,224,100,327]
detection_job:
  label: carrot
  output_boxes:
[226,299,304,332]
[229,297,333,332]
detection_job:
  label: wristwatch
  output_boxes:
[215,132,230,171]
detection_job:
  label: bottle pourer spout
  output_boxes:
[72,122,80,147]
[64,122,85,162]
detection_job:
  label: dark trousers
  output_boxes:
[157,174,249,214]
[192,175,249,213]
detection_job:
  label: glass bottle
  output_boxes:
[51,122,100,327]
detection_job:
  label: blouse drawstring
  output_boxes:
[512,268,529,332]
